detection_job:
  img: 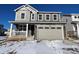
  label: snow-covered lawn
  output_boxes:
[0,39,79,54]
[0,36,6,40]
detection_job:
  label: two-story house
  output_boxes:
[9,4,66,40]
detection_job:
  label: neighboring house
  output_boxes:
[62,14,79,38]
[62,14,74,37]
[9,4,67,40]
[71,14,79,38]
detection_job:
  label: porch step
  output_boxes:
[7,35,26,41]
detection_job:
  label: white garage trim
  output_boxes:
[36,24,64,40]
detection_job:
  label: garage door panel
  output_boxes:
[38,29,50,39]
[49,29,62,39]
[37,25,64,40]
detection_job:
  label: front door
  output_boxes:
[28,24,34,36]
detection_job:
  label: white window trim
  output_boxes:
[45,14,50,21]
[52,14,58,21]
[21,13,25,19]
[31,13,35,21]
[38,14,43,21]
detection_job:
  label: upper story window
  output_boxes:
[74,16,79,19]
[38,14,43,21]
[45,14,50,21]
[46,15,49,20]
[32,14,34,19]
[54,15,57,20]
[78,16,79,18]
[74,16,77,18]
[21,13,25,19]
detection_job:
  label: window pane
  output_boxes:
[19,25,22,27]
[54,15,56,17]
[38,27,43,29]
[75,16,77,18]
[54,18,57,20]
[19,27,22,31]
[46,15,49,20]
[23,27,26,31]
[54,15,57,20]
[19,24,22,31]
[32,14,34,19]
[51,27,55,29]
[57,27,61,29]
[45,27,49,29]
[39,15,42,20]
[23,25,26,28]
[21,13,25,19]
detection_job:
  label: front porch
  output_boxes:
[8,35,34,41]
[8,23,35,41]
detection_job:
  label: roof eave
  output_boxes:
[14,4,38,12]
[9,21,66,24]
[38,11,62,14]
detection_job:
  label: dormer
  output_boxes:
[14,4,38,21]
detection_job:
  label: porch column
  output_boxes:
[72,24,75,32]
[26,24,28,37]
[76,23,79,38]
[9,23,13,37]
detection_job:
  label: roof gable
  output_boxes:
[14,4,38,12]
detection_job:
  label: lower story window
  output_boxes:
[18,24,26,31]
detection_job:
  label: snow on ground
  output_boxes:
[0,36,6,40]
[0,37,79,54]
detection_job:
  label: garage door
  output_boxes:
[37,25,64,40]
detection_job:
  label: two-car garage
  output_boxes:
[36,24,64,40]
